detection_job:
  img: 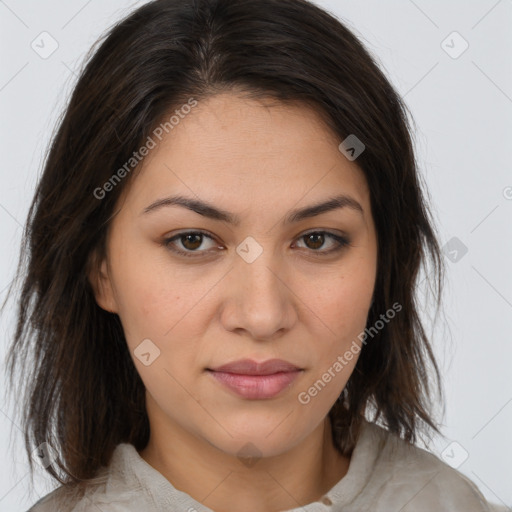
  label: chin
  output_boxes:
[213,435,295,462]
[202,418,310,461]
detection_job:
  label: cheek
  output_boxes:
[306,268,373,337]
[300,264,373,388]
[110,248,202,342]
[110,254,219,393]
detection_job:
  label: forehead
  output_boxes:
[120,92,371,217]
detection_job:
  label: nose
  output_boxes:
[219,244,298,341]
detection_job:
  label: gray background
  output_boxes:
[1,0,511,510]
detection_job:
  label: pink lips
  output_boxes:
[206,358,303,399]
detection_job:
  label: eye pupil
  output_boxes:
[305,233,324,249]
[182,233,202,250]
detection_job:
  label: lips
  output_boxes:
[206,358,303,399]
[208,358,301,375]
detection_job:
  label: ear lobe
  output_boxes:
[87,253,118,314]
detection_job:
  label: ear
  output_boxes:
[87,251,118,314]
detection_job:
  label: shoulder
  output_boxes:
[360,420,502,512]
[27,481,152,512]
[27,485,89,512]
[26,444,152,512]
[27,486,76,512]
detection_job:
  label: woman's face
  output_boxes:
[91,92,378,459]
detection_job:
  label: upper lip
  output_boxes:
[208,358,301,375]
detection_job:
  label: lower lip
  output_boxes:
[207,370,302,399]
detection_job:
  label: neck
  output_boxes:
[138,396,351,512]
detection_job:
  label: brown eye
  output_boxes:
[294,231,351,255]
[303,232,325,250]
[181,233,203,250]
[162,229,350,259]
[163,230,219,257]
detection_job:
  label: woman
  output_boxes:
[4,0,505,510]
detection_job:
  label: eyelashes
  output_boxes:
[163,231,220,257]
[161,229,351,259]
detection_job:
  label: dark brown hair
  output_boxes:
[4,0,446,490]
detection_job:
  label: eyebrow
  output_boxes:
[141,193,364,225]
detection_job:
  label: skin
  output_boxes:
[89,92,378,512]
